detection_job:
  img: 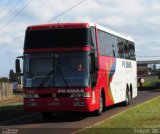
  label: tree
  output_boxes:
[0,77,9,82]
[9,69,21,84]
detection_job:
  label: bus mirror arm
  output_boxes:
[17,56,24,59]
[15,56,23,76]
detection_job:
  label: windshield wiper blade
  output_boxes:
[57,66,70,88]
[38,70,53,88]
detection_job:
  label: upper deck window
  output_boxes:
[24,28,91,49]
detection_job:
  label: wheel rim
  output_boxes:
[126,90,131,104]
[128,90,131,103]
[99,96,103,112]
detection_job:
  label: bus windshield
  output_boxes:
[23,52,90,88]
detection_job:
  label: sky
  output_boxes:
[0,0,160,77]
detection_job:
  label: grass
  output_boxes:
[139,76,160,87]
[0,94,23,110]
[0,102,23,110]
[143,79,160,87]
[78,96,160,134]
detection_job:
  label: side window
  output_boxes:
[106,33,113,56]
[98,30,107,56]
[118,38,124,58]
[98,30,135,60]
[124,40,130,59]
[98,30,114,57]
[90,27,97,49]
[112,36,118,58]
[117,39,136,60]
[128,42,136,60]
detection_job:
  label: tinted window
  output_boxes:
[112,36,118,57]
[98,30,113,56]
[24,28,90,49]
[124,40,130,59]
[98,30,136,60]
[128,42,136,60]
[23,52,90,87]
[117,39,136,60]
[90,27,97,49]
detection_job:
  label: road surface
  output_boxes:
[0,89,159,134]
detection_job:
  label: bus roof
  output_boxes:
[27,22,134,42]
[89,23,134,42]
[27,23,90,30]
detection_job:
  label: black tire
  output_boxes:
[41,112,52,119]
[95,93,104,116]
[123,89,131,106]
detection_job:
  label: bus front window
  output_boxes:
[24,52,90,88]
[55,52,89,87]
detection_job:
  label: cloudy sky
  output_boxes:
[0,0,160,77]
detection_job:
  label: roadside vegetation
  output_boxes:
[137,76,160,89]
[0,94,23,110]
[0,102,23,110]
[138,76,160,88]
[79,96,160,134]
[142,77,160,87]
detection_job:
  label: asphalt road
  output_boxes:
[0,89,159,134]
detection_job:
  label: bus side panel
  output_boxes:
[110,58,137,103]
[98,56,137,105]
[98,56,116,106]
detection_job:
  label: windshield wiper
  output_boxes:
[57,66,70,88]
[38,70,53,88]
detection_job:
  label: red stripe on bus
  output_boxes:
[24,46,91,53]
[28,23,89,30]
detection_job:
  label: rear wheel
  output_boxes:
[41,112,52,119]
[95,93,104,116]
[123,89,131,106]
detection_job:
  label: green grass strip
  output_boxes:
[0,102,23,110]
[79,96,160,134]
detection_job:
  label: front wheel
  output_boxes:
[94,93,104,116]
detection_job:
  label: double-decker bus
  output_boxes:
[16,22,137,118]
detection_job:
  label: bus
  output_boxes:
[16,22,137,118]
[137,63,148,77]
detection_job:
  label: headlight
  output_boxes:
[24,93,39,98]
[70,91,90,98]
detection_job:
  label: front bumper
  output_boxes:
[24,97,96,112]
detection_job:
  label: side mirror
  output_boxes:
[16,59,21,74]
[15,56,24,76]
